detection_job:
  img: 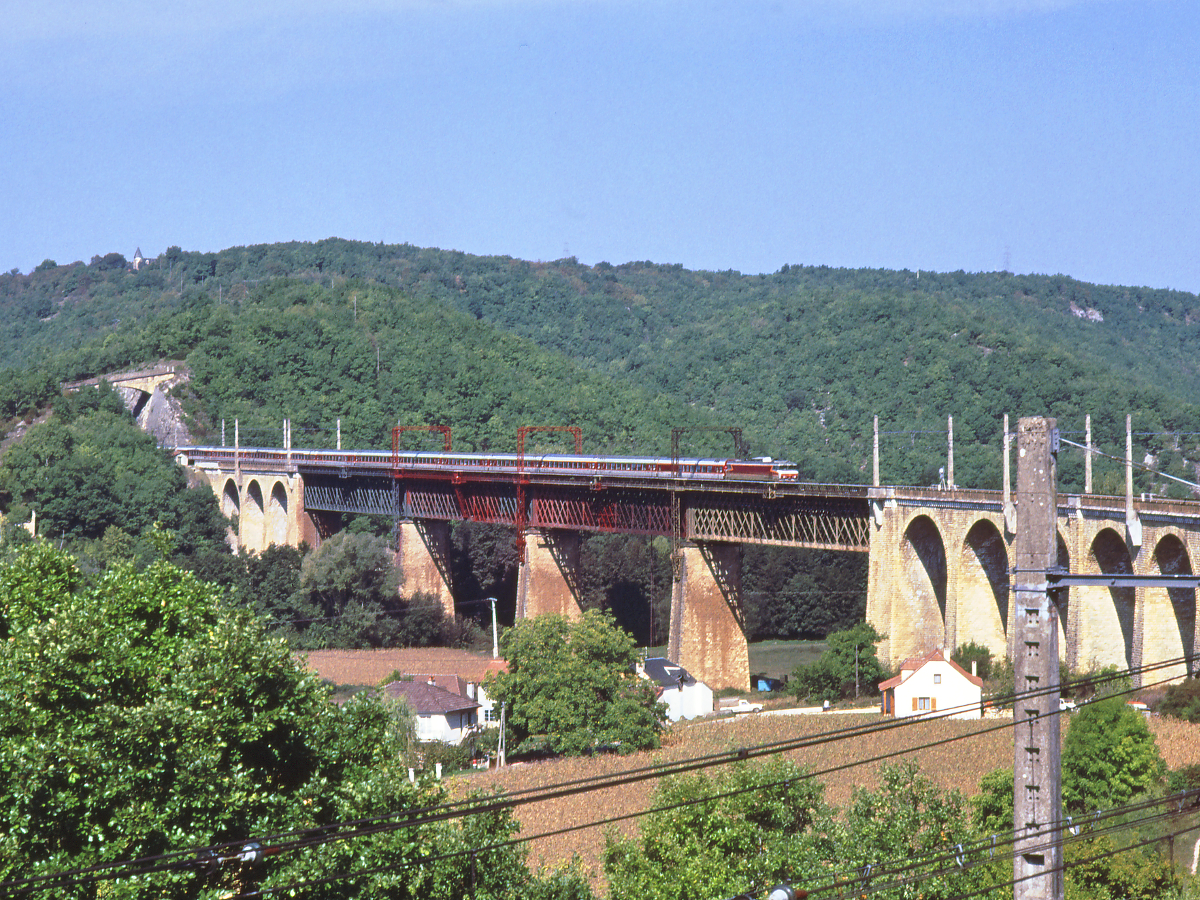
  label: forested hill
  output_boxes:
[3,240,1200,495]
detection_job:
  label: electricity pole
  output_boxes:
[1012,417,1063,900]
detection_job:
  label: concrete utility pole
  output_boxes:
[873,415,880,487]
[1013,417,1063,900]
[1003,414,1016,534]
[1084,414,1092,495]
[947,415,955,489]
[488,597,500,659]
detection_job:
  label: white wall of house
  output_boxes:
[660,681,714,721]
[416,709,479,744]
[467,681,498,727]
[891,658,981,720]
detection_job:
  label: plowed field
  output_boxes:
[456,712,1200,884]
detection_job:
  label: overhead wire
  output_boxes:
[1060,435,1200,492]
[923,814,1200,900]
[237,703,1200,900]
[804,789,1200,900]
[9,652,1188,896]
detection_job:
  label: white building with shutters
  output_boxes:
[878,649,982,720]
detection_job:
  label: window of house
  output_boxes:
[933,673,942,684]
[918,697,930,710]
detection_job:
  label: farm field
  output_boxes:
[457,712,1200,887]
[300,648,1200,889]
[302,647,500,685]
[302,640,827,691]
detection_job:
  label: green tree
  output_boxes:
[290,531,403,648]
[606,760,992,900]
[0,395,226,555]
[1064,834,1177,900]
[486,610,666,756]
[1061,697,1166,813]
[971,768,1014,835]
[951,640,993,682]
[790,621,887,703]
[0,542,393,896]
[604,759,832,900]
[1157,676,1200,722]
[0,542,591,899]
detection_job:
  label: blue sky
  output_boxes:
[3,0,1197,292]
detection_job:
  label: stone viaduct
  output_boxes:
[180,437,1199,692]
[866,486,1198,687]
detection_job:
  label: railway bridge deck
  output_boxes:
[179,446,1200,690]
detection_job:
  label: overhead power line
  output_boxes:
[8,653,1188,896]
[1060,436,1200,492]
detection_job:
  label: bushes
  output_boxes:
[789,621,886,704]
[1158,676,1200,722]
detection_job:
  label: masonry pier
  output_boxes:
[668,543,748,692]
[515,529,584,620]
[396,519,455,617]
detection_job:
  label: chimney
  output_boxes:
[971,660,977,677]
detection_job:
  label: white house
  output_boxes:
[637,657,714,721]
[877,649,983,720]
[404,671,504,728]
[382,679,481,744]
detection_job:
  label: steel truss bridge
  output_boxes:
[184,447,875,551]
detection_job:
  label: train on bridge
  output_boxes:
[177,446,802,483]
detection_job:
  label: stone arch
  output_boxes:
[267,481,289,548]
[897,514,948,657]
[243,480,265,553]
[1076,528,1135,672]
[957,519,1009,662]
[1144,533,1195,684]
[1054,533,1071,666]
[221,478,240,520]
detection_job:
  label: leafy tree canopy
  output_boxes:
[789,621,887,703]
[0,384,226,555]
[1061,696,1166,813]
[1157,676,1200,722]
[288,531,403,648]
[604,758,833,900]
[487,610,666,756]
[0,542,592,899]
[606,761,990,900]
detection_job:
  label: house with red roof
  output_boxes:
[878,649,983,720]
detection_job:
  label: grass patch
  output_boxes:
[749,639,827,680]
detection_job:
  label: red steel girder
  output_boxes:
[529,486,672,535]
[392,425,452,474]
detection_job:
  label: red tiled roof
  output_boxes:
[877,648,984,691]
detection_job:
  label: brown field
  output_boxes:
[454,712,1200,885]
[301,647,500,685]
[302,641,823,688]
[300,650,1200,888]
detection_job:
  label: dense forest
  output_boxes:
[6,241,1200,490]
[2,240,1198,644]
